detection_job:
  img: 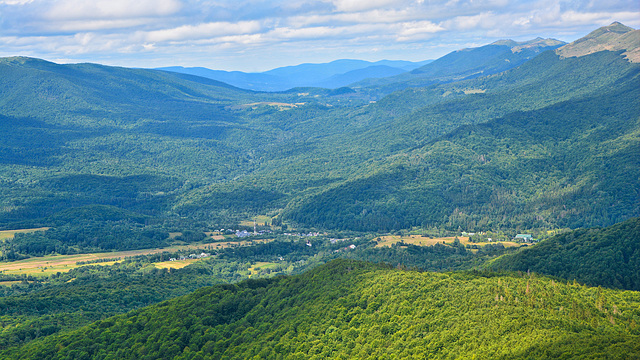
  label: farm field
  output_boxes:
[248,262,279,277]
[153,259,198,269]
[374,235,524,248]
[239,215,273,227]
[0,238,276,276]
[0,228,50,241]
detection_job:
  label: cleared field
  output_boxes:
[153,259,198,269]
[240,215,272,227]
[0,238,275,277]
[249,262,278,277]
[375,235,523,248]
[0,227,50,241]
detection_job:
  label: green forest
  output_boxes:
[5,260,640,359]
[489,218,640,291]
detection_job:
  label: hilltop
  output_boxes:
[6,260,640,359]
[556,22,640,62]
[156,59,431,91]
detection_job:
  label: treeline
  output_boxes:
[343,241,518,272]
[2,221,170,258]
[75,257,121,265]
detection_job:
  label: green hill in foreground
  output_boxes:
[489,218,640,291]
[7,260,640,359]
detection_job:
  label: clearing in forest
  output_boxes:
[375,235,522,248]
[249,262,278,277]
[0,228,50,241]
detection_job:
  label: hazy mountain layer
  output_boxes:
[157,59,432,91]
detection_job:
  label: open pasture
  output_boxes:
[0,228,50,241]
[375,235,523,248]
[0,238,275,276]
[239,215,273,227]
[248,262,278,277]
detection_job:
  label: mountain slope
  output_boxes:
[488,218,640,291]
[8,260,640,359]
[556,22,640,62]
[352,37,565,97]
[0,57,253,127]
[314,65,407,88]
[0,23,637,236]
[283,47,640,231]
[156,66,284,92]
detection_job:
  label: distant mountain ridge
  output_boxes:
[348,36,566,98]
[556,21,640,62]
[156,59,432,92]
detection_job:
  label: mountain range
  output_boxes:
[0,22,637,237]
[156,36,566,95]
[156,59,433,92]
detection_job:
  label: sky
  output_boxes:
[1,0,638,72]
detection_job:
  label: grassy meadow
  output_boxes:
[0,238,276,277]
[374,235,524,249]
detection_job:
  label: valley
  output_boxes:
[0,21,638,359]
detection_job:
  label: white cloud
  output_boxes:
[288,8,419,27]
[442,12,499,31]
[329,0,406,12]
[143,21,263,42]
[45,0,182,20]
[0,0,638,71]
[0,0,33,4]
[559,10,640,26]
[43,19,153,32]
[396,21,445,41]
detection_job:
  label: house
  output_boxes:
[514,234,533,242]
[236,230,251,238]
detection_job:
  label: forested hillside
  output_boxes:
[283,50,640,231]
[489,218,640,291]
[6,260,639,359]
[0,23,638,252]
[352,37,565,97]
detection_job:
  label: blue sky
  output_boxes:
[1,0,638,71]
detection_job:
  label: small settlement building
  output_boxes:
[514,234,533,243]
